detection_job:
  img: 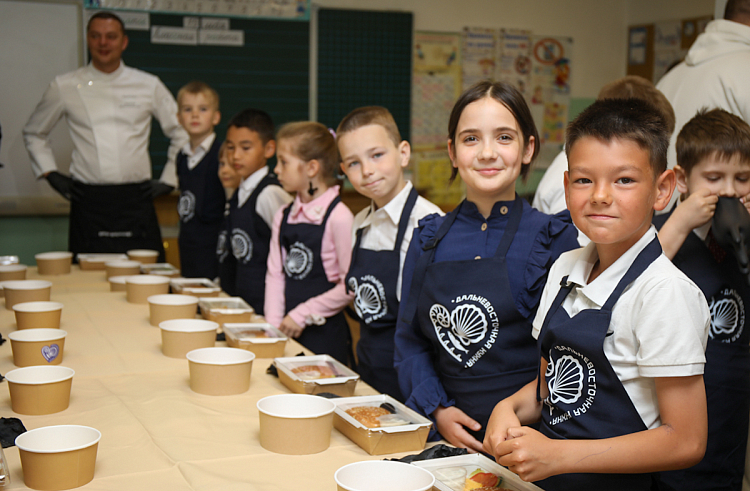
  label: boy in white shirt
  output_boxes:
[337,106,442,401]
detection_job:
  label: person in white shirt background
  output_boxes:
[23,11,188,261]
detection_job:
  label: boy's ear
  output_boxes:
[653,168,676,212]
[306,159,321,178]
[264,140,276,159]
[211,111,221,126]
[398,140,411,168]
[674,165,689,195]
[522,136,536,165]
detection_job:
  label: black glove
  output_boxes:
[45,171,73,200]
[141,180,174,199]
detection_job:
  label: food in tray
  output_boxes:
[344,406,410,428]
[232,329,270,339]
[464,468,505,490]
[290,362,344,380]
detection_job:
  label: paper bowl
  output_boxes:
[105,260,141,279]
[186,347,255,395]
[127,249,159,264]
[13,301,64,330]
[8,328,67,367]
[125,275,169,304]
[0,264,27,283]
[3,280,52,310]
[35,252,73,275]
[160,319,217,358]
[108,275,130,292]
[16,425,100,491]
[257,394,336,455]
[6,365,74,415]
[335,461,435,491]
[147,294,199,326]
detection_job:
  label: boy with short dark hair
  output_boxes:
[175,81,224,278]
[655,108,750,491]
[484,98,710,491]
[221,109,291,313]
[337,106,442,400]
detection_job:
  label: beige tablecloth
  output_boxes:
[0,268,414,490]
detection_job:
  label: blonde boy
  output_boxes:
[337,106,442,400]
[484,98,710,490]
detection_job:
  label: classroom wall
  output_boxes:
[626,0,715,25]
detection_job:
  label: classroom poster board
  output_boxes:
[85,0,310,19]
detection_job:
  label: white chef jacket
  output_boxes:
[23,62,188,187]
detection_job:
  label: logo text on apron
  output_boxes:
[709,287,745,343]
[231,228,253,263]
[349,275,388,323]
[545,345,598,425]
[283,241,314,280]
[428,294,499,367]
[178,190,196,222]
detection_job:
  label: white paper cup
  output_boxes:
[160,319,217,358]
[9,328,67,367]
[16,425,100,490]
[35,252,73,275]
[127,249,159,264]
[0,264,27,283]
[2,280,52,310]
[105,260,141,279]
[108,275,131,292]
[147,294,199,326]
[186,347,255,395]
[13,301,64,330]
[6,365,74,415]
[257,394,336,455]
[125,275,169,304]
[334,461,435,491]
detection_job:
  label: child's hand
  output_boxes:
[278,315,304,338]
[495,426,560,482]
[672,188,718,231]
[483,400,522,457]
[433,405,484,453]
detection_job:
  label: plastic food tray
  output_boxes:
[140,263,180,277]
[274,355,359,396]
[224,323,288,358]
[198,297,254,325]
[413,453,544,491]
[77,253,128,270]
[170,278,221,297]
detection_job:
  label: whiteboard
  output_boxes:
[0,0,83,215]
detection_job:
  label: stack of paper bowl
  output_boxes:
[8,328,67,367]
[257,394,336,455]
[148,294,199,326]
[5,366,75,415]
[16,425,101,491]
[159,319,217,358]
[2,280,52,310]
[186,347,255,395]
[105,260,141,279]
[0,264,27,282]
[35,252,73,275]
[127,249,159,264]
[125,275,169,304]
[334,461,435,491]
[13,301,63,329]
[108,275,130,292]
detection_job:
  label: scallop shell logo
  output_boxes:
[547,355,584,405]
[230,228,253,263]
[178,191,196,222]
[430,304,451,330]
[216,230,228,261]
[354,283,382,316]
[450,304,487,345]
[284,242,313,279]
[709,297,739,338]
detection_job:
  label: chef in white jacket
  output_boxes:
[23,11,188,260]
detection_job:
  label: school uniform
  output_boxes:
[395,196,580,440]
[533,227,710,491]
[346,182,443,401]
[216,196,236,292]
[654,212,750,491]
[177,133,225,278]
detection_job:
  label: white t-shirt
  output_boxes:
[237,166,292,229]
[532,226,710,429]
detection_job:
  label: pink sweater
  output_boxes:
[264,186,354,327]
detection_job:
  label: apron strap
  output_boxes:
[494,194,524,258]
[536,275,575,402]
[601,236,662,311]
[278,202,294,254]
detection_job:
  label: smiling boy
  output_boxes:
[484,98,710,491]
[337,106,442,400]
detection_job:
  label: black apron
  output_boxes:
[216,195,236,294]
[280,196,352,366]
[655,212,750,491]
[227,174,279,314]
[535,237,663,491]
[400,196,538,441]
[345,187,418,401]
[69,180,165,262]
[177,138,224,279]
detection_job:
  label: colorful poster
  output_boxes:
[529,36,572,105]
[542,102,567,144]
[461,27,497,90]
[495,29,532,97]
[85,0,310,19]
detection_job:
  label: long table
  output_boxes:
[0,267,409,490]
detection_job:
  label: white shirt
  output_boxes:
[23,62,188,186]
[237,166,292,228]
[532,226,710,429]
[181,133,216,171]
[351,181,443,300]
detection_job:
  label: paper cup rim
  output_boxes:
[105,260,141,268]
[127,249,159,257]
[35,252,73,260]
[186,347,255,365]
[257,394,336,419]
[15,425,101,453]
[334,461,435,490]
[5,365,74,385]
[126,275,169,285]
[0,264,27,272]
[147,294,199,306]
[0,280,52,290]
[8,328,67,342]
[159,319,218,333]
[12,301,64,313]
[109,275,134,284]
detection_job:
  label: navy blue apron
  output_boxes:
[69,180,165,262]
[400,196,538,440]
[345,187,418,401]
[177,138,224,278]
[280,196,353,366]
[535,237,664,491]
[227,174,279,314]
[655,212,750,491]
[216,193,236,295]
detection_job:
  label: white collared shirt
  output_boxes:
[532,226,710,429]
[181,133,216,171]
[237,166,292,228]
[24,62,189,186]
[351,181,443,300]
